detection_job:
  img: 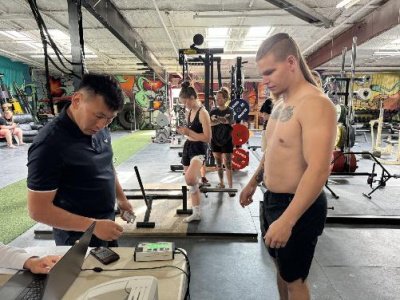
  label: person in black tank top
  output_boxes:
[210,87,234,195]
[177,82,211,223]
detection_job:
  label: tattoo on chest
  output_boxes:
[271,106,294,122]
[279,106,294,122]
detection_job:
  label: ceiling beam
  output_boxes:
[43,8,285,13]
[306,0,400,69]
[81,0,166,82]
[264,0,333,28]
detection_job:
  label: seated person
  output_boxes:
[0,110,25,146]
[0,243,61,274]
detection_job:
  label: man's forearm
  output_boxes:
[248,155,265,187]
[115,176,127,202]
[30,205,94,232]
[255,168,264,184]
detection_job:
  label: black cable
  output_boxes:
[28,0,83,77]
[31,0,78,67]
[81,264,188,276]
[27,0,53,113]
[175,248,191,300]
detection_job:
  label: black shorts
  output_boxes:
[260,190,327,283]
[181,140,207,166]
[211,139,234,153]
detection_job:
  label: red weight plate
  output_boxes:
[232,148,249,170]
[231,124,250,146]
[331,150,357,173]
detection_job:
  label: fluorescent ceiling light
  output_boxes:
[215,53,256,59]
[336,0,361,9]
[207,39,226,48]
[0,30,30,40]
[207,28,229,38]
[47,29,70,40]
[17,41,41,50]
[246,27,273,38]
[241,40,263,50]
[387,39,400,50]
[30,54,98,59]
[373,51,400,56]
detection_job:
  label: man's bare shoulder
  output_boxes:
[298,91,335,112]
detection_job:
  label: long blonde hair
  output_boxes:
[256,33,317,87]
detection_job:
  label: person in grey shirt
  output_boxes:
[0,243,60,274]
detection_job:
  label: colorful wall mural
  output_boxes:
[30,72,167,128]
[115,75,166,129]
[115,75,166,112]
[352,73,400,111]
[324,72,400,123]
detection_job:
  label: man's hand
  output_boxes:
[118,199,134,221]
[94,219,123,241]
[24,255,61,274]
[239,184,257,207]
[264,217,294,248]
[118,199,133,212]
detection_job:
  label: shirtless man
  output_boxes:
[239,33,336,300]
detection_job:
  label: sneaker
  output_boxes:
[183,213,201,223]
[201,177,211,186]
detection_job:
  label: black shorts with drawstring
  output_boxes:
[181,140,207,166]
[260,190,327,283]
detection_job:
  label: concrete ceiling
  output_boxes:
[0,0,398,82]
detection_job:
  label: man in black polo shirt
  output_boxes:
[27,74,134,247]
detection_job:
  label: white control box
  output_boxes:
[134,242,175,262]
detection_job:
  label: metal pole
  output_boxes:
[204,52,210,111]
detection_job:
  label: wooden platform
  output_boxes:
[34,182,257,240]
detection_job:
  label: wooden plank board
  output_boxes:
[144,182,187,190]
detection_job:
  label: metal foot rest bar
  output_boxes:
[124,166,191,228]
[199,187,238,198]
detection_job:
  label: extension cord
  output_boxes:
[134,242,175,262]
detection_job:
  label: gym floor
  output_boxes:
[2,130,400,300]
